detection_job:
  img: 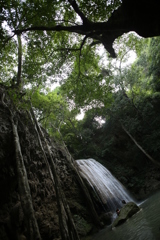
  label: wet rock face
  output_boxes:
[0,87,95,239]
[0,100,60,239]
[0,102,15,200]
[112,202,140,228]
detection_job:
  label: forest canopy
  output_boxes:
[1,0,160,166]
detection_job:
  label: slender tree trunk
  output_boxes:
[17,34,22,87]
[10,113,41,240]
[27,110,54,181]
[121,123,160,166]
[29,108,80,240]
[28,110,70,240]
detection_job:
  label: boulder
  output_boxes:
[100,212,113,225]
[112,202,140,228]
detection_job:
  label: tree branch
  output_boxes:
[13,25,87,35]
[121,123,160,167]
[1,34,16,50]
[12,23,123,58]
[68,0,90,24]
[11,0,160,59]
[54,19,79,26]
[54,47,80,52]
[90,40,101,47]
[77,35,89,78]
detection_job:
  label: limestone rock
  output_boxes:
[112,202,140,228]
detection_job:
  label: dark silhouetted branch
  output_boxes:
[68,0,91,24]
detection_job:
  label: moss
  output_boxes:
[73,215,93,236]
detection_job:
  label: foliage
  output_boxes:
[1,0,160,168]
[0,0,117,83]
[57,37,160,167]
[30,87,69,137]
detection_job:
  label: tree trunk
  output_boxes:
[29,108,80,240]
[121,123,160,166]
[10,113,41,240]
[17,34,22,87]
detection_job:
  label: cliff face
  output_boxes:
[1,85,160,240]
[0,87,96,240]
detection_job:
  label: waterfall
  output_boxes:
[76,158,133,212]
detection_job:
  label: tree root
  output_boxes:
[10,112,41,240]
[29,107,80,240]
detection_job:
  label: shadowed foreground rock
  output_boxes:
[112,202,140,228]
[0,86,99,240]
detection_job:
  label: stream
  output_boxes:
[85,191,160,240]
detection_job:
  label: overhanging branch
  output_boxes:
[77,34,90,77]
[13,0,160,59]
[14,24,87,35]
[1,34,16,50]
[68,0,91,24]
[90,40,101,47]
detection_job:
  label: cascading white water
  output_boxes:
[76,158,133,212]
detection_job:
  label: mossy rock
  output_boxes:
[112,202,140,228]
[73,215,93,236]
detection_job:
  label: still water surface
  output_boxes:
[86,191,160,240]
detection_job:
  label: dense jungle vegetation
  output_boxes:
[31,36,160,172]
[1,0,160,168]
